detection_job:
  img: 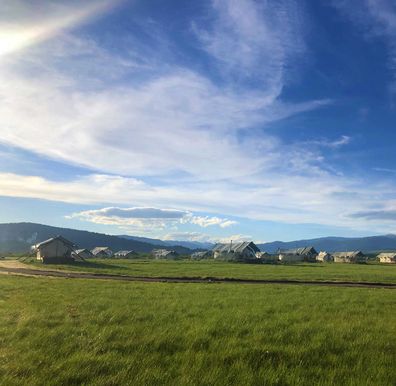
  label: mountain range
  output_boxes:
[118,235,214,250]
[1,222,396,255]
[257,235,396,253]
[0,222,194,255]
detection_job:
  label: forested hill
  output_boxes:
[0,222,193,255]
[258,235,396,253]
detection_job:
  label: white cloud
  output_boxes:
[187,216,237,228]
[309,135,351,148]
[332,0,396,93]
[0,60,326,181]
[67,205,236,230]
[194,0,305,91]
[67,207,189,230]
[73,207,188,220]
[0,0,328,183]
[0,173,148,205]
[3,1,394,235]
[3,171,396,234]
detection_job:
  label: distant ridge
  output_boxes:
[2,222,396,255]
[118,235,214,250]
[258,235,396,253]
[0,222,193,254]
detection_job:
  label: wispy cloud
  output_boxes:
[372,167,396,174]
[187,216,237,228]
[349,209,396,221]
[67,206,236,230]
[307,135,351,148]
[0,0,328,182]
[3,1,392,236]
[68,206,188,230]
[3,171,396,233]
[194,0,305,90]
[332,0,396,94]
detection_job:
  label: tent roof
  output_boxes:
[92,247,112,253]
[377,252,396,258]
[36,235,75,249]
[75,248,92,254]
[212,241,260,254]
[332,251,364,258]
[152,249,178,255]
[279,246,317,256]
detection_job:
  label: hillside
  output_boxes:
[118,235,214,250]
[258,235,396,253]
[3,222,396,255]
[0,223,192,255]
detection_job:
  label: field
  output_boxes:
[1,259,396,385]
[1,275,395,385]
[24,257,396,284]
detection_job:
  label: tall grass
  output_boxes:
[1,276,395,385]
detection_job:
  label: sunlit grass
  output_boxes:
[1,276,395,385]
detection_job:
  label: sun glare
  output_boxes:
[0,0,117,57]
[0,29,42,57]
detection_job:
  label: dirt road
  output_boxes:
[0,260,395,288]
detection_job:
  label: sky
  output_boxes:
[1,0,396,244]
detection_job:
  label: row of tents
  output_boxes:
[32,237,138,263]
[193,242,396,263]
[31,236,179,263]
[31,236,396,264]
[83,247,179,259]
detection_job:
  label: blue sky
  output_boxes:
[1,0,396,243]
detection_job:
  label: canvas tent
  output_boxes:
[256,251,278,262]
[34,236,75,263]
[114,250,137,258]
[316,251,333,262]
[278,246,318,262]
[377,252,396,263]
[191,251,212,260]
[91,247,113,258]
[212,241,260,261]
[73,248,93,259]
[152,249,179,259]
[332,251,366,263]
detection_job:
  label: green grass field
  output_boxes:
[1,275,395,385]
[25,258,396,284]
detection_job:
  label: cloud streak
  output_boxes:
[2,0,393,237]
[332,0,396,93]
[3,171,396,233]
[349,209,396,221]
[68,206,237,230]
[0,0,328,182]
[195,0,305,91]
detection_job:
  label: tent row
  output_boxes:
[30,236,396,264]
[31,236,137,263]
[31,236,180,263]
[193,242,396,263]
